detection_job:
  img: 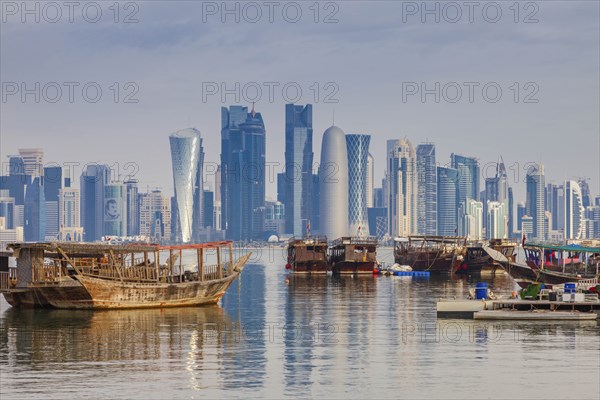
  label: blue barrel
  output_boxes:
[475,282,488,300]
[564,283,576,294]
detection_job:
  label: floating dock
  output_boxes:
[473,310,597,321]
[437,298,600,320]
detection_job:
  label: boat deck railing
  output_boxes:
[331,236,378,247]
[288,236,328,246]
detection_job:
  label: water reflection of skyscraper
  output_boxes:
[219,264,267,389]
[284,275,379,391]
[284,275,328,391]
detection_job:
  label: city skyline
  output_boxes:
[2,103,599,243]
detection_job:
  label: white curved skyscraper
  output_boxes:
[565,180,584,240]
[319,126,348,240]
[169,128,204,243]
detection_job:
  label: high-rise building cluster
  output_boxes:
[1,105,598,248]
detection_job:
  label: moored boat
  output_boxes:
[486,242,600,287]
[286,236,329,274]
[0,241,250,309]
[329,236,378,274]
[455,239,518,275]
[394,236,465,273]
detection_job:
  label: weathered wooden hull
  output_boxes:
[292,261,329,274]
[3,274,239,309]
[504,262,539,284]
[3,253,250,309]
[503,262,598,287]
[2,289,53,308]
[395,252,458,273]
[537,269,598,285]
[331,261,375,274]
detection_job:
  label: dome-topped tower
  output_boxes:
[319,126,349,240]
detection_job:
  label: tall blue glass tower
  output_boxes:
[451,154,480,206]
[526,164,546,240]
[346,134,371,235]
[80,164,111,241]
[24,177,45,241]
[284,104,313,237]
[437,166,458,236]
[416,143,437,236]
[221,106,266,241]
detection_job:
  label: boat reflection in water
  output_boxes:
[1,306,231,364]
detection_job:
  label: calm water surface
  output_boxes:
[1,248,598,399]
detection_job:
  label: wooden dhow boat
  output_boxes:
[286,236,329,274]
[484,242,600,287]
[394,236,466,273]
[0,241,250,309]
[454,239,518,275]
[329,236,378,274]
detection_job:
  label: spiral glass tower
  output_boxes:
[169,128,204,243]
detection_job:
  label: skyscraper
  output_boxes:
[517,202,526,231]
[221,106,266,241]
[125,179,139,236]
[220,105,248,236]
[80,164,111,241]
[203,189,214,229]
[24,177,45,241]
[564,180,584,240]
[437,166,458,236]
[387,139,417,237]
[578,178,591,208]
[366,153,374,208]
[508,187,514,238]
[18,148,44,177]
[283,104,313,237]
[416,143,437,235]
[484,158,509,239]
[346,134,371,235]
[139,189,171,242]
[487,201,508,239]
[1,156,31,228]
[59,186,81,240]
[525,164,546,241]
[0,191,15,229]
[319,126,348,240]
[169,128,204,243]
[214,165,222,231]
[458,198,483,240]
[451,153,480,208]
[311,173,320,233]
[103,183,126,237]
[43,166,62,240]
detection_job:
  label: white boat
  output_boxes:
[389,263,412,273]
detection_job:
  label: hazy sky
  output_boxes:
[2,1,599,204]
